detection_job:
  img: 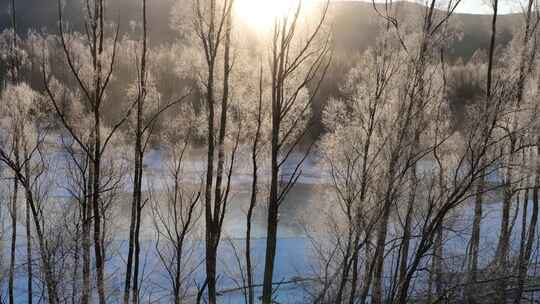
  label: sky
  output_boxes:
[0,0,527,16]
[365,0,527,14]
[455,0,522,14]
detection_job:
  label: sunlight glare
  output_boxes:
[234,0,299,31]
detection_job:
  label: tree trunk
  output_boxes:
[126,0,148,301]
[24,147,33,304]
[204,78,217,304]
[348,234,361,304]
[433,224,443,297]
[203,1,218,300]
[336,230,354,303]
[372,198,391,304]
[131,200,142,304]
[262,19,288,304]
[466,173,484,303]
[246,79,261,304]
[397,168,416,298]
[72,215,80,304]
[26,193,33,304]
[20,178,59,304]
[174,240,184,304]
[359,234,374,304]
[81,156,92,304]
[93,111,106,304]
[8,165,18,304]
[496,147,513,274]
[132,155,143,304]
[204,5,233,303]
[514,144,540,303]
[261,102,281,304]
[245,179,256,304]
[124,152,139,304]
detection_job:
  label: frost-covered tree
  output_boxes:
[0,83,59,304]
[317,1,520,303]
[254,3,332,303]
[39,1,133,303]
[171,0,240,302]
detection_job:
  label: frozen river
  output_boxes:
[2,146,540,303]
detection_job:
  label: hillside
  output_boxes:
[0,1,519,59]
[329,1,516,60]
[0,0,523,136]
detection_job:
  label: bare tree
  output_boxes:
[2,1,22,302]
[0,84,59,304]
[189,0,240,302]
[41,1,131,303]
[317,27,400,304]
[259,2,332,303]
[151,107,202,304]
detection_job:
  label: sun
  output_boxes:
[234,0,299,31]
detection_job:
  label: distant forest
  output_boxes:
[0,0,517,138]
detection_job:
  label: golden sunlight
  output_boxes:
[234,0,299,31]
